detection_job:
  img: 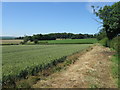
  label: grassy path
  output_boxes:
[33,45,117,88]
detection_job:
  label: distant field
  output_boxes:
[39,38,98,44]
[0,38,97,45]
[2,44,91,84]
[0,40,23,45]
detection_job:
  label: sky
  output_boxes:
[2,2,115,37]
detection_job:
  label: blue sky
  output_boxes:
[2,2,115,36]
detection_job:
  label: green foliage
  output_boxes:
[99,37,109,47]
[90,84,98,88]
[110,36,120,52]
[93,1,120,40]
[111,54,119,87]
[17,80,31,88]
[71,34,84,39]
[16,76,39,88]
[21,33,96,44]
[2,44,91,85]
[96,28,107,40]
[20,41,25,45]
[34,39,38,44]
[64,59,72,65]
[107,36,119,87]
[23,36,30,43]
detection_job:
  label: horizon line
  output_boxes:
[1,32,97,37]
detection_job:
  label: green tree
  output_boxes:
[23,36,30,43]
[92,1,120,40]
[34,39,38,44]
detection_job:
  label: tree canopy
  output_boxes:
[16,33,95,43]
[92,1,120,40]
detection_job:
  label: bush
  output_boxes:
[20,41,25,45]
[99,37,109,47]
[110,36,120,52]
[34,40,38,44]
[99,36,120,53]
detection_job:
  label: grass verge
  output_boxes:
[111,53,119,88]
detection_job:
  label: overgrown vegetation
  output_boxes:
[111,54,119,87]
[93,1,120,52]
[93,1,120,47]
[93,1,120,87]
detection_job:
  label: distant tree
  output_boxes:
[32,34,42,40]
[21,33,95,43]
[34,39,38,44]
[23,36,30,43]
[15,37,24,39]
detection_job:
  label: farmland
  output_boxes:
[39,38,97,44]
[2,44,91,85]
[1,38,97,45]
[0,40,23,45]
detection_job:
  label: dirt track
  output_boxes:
[33,45,117,88]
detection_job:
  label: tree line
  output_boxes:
[16,33,96,43]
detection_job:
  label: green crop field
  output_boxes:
[39,38,97,44]
[2,44,91,84]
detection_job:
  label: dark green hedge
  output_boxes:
[99,36,120,52]
[110,36,120,52]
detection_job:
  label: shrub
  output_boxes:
[99,37,109,47]
[110,36,120,52]
[20,41,25,45]
[34,40,38,44]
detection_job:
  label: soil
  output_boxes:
[33,45,117,88]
